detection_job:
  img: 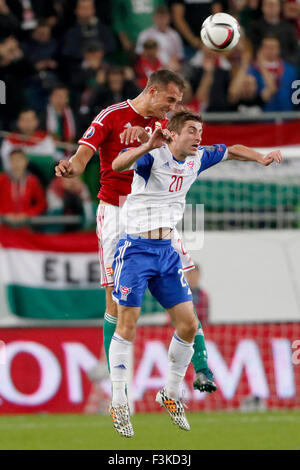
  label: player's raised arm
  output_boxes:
[55,144,94,178]
[227,145,282,166]
[112,128,171,172]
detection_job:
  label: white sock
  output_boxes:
[166,332,194,400]
[104,312,117,324]
[109,333,132,406]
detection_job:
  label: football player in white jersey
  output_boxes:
[108,110,282,437]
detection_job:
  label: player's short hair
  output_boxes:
[144,69,186,92]
[167,110,203,134]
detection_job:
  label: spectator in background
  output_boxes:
[135,5,184,71]
[0,148,47,225]
[1,109,56,186]
[47,175,94,231]
[235,0,261,36]
[111,0,164,56]
[228,72,266,113]
[87,66,140,119]
[6,0,57,39]
[181,79,202,113]
[0,0,20,40]
[248,34,298,111]
[185,265,210,326]
[1,109,56,171]
[46,85,76,145]
[247,0,300,65]
[188,45,232,111]
[283,0,300,42]
[22,20,59,111]
[135,39,163,89]
[70,41,109,114]
[170,0,227,56]
[0,35,33,129]
[63,0,116,66]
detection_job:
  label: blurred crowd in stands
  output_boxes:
[0,0,300,230]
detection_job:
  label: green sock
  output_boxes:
[191,316,209,373]
[103,312,117,373]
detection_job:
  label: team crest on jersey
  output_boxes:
[120,285,132,301]
[155,121,162,129]
[83,126,95,139]
[187,160,194,169]
[105,265,114,278]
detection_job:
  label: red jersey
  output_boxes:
[78,100,168,206]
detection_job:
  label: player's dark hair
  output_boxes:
[167,110,203,134]
[144,69,185,92]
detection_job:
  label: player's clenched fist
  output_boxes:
[55,160,74,177]
[147,128,171,150]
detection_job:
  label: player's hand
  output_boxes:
[147,128,172,150]
[259,150,282,166]
[55,159,75,177]
[120,126,150,145]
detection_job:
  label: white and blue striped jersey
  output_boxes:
[121,144,228,234]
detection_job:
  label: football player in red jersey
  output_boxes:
[55,69,217,394]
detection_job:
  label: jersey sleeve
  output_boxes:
[133,153,154,184]
[78,118,112,153]
[197,144,228,175]
[120,148,154,183]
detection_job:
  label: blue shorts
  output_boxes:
[112,235,193,308]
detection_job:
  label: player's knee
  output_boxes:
[105,287,118,317]
[116,308,138,342]
[178,316,198,343]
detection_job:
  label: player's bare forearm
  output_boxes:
[112,143,152,172]
[113,128,171,172]
[227,145,282,166]
[55,145,94,177]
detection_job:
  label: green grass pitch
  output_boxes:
[0,411,299,450]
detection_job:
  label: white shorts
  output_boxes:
[96,204,195,288]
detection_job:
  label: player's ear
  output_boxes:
[170,130,177,140]
[147,85,157,97]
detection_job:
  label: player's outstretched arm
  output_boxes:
[55,145,94,178]
[228,145,282,166]
[112,128,171,172]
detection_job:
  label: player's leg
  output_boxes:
[109,236,151,437]
[156,300,198,431]
[172,230,216,393]
[108,304,140,438]
[191,313,217,393]
[96,204,120,372]
[148,247,196,430]
[103,286,117,373]
[165,300,198,399]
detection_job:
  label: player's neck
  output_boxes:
[130,95,153,117]
[168,143,186,161]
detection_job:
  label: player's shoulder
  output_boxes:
[198,144,226,155]
[149,145,171,165]
[92,101,131,126]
